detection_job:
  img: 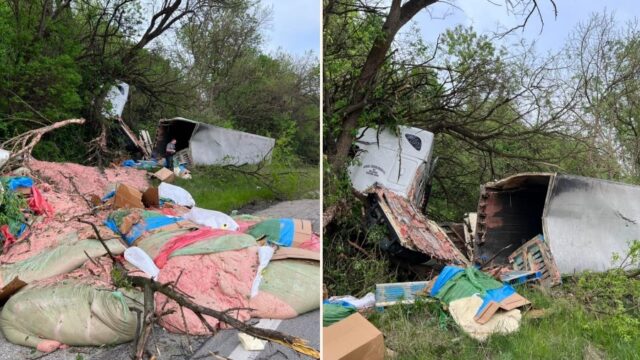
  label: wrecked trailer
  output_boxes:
[154,117,276,166]
[348,126,468,266]
[475,173,640,274]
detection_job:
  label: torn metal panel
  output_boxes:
[373,187,469,265]
[475,173,640,273]
[154,118,275,166]
[543,174,640,273]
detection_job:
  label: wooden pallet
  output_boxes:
[508,235,561,288]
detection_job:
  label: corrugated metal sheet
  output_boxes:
[373,187,469,265]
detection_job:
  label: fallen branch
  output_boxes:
[135,281,155,360]
[127,275,320,359]
[60,172,94,212]
[77,219,118,265]
[78,219,319,358]
[0,118,85,171]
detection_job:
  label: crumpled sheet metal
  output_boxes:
[373,187,469,264]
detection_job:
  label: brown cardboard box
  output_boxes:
[292,219,313,247]
[113,183,144,209]
[272,247,320,262]
[142,187,160,208]
[323,313,384,360]
[474,292,530,324]
[153,168,175,183]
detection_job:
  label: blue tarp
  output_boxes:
[7,177,33,191]
[476,285,517,316]
[105,215,182,245]
[430,265,523,317]
[102,191,116,202]
[275,218,295,247]
[430,266,465,297]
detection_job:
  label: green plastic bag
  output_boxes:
[323,303,356,327]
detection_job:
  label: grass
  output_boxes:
[162,162,319,213]
[364,273,640,360]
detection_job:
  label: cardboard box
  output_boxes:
[113,183,144,209]
[142,187,159,208]
[323,313,384,360]
[474,292,530,324]
[292,219,313,247]
[272,247,320,262]
[153,168,175,183]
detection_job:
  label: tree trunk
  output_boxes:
[329,0,437,170]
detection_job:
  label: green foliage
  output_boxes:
[612,240,640,270]
[1,0,318,165]
[171,159,319,214]
[571,270,640,343]
[110,266,133,290]
[0,179,28,236]
[367,276,640,359]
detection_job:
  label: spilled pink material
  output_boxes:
[153,228,244,268]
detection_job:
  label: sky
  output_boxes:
[260,0,321,57]
[412,1,640,53]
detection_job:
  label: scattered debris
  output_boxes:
[238,332,267,351]
[158,182,195,207]
[448,294,522,341]
[153,167,175,183]
[500,270,542,285]
[322,303,357,327]
[113,183,145,209]
[0,157,320,358]
[184,207,239,230]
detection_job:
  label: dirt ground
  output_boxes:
[0,199,320,360]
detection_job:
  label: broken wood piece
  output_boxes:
[118,117,151,159]
[142,187,159,208]
[0,118,85,171]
